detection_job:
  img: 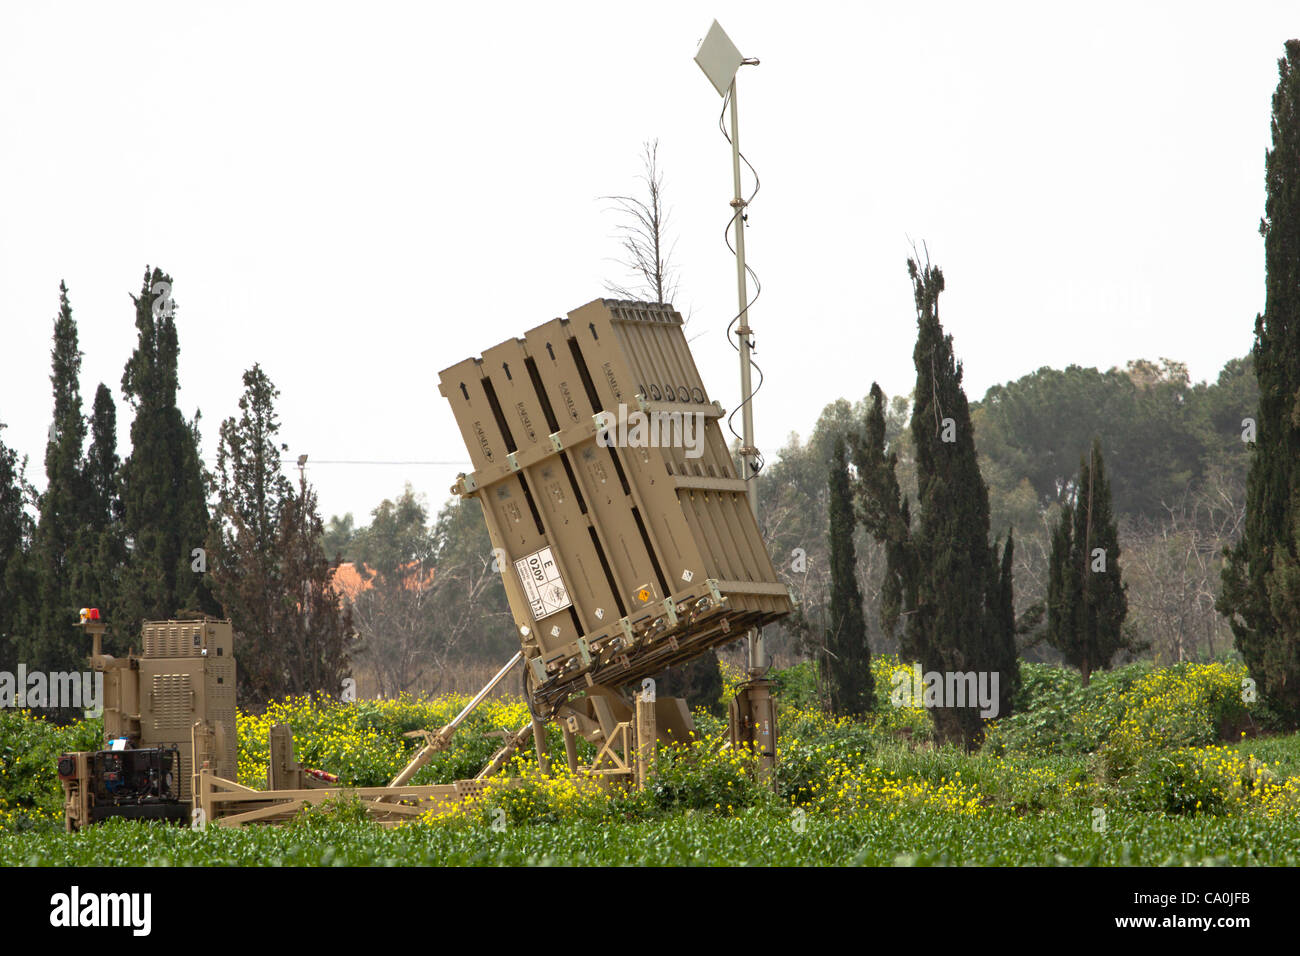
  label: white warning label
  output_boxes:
[514,547,572,620]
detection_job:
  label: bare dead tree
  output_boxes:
[1008,505,1059,652]
[349,551,506,697]
[1120,464,1245,664]
[602,139,680,308]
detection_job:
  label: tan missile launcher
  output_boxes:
[438,299,793,715]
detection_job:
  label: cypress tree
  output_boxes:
[851,384,914,646]
[84,384,120,530]
[1047,440,1130,683]
[824,434,874,716]
[22,282,91,671]
[984,527,1018,713]
[854,259,1019,747]
[1075,441,1129,678]
[1046,503,1079,667]
[1220,41,1300,724]
[996,529,1017,661]
[0,423,34,665]
[118,267,215,636]
[73,383,127,649]
[910,259,1019,745]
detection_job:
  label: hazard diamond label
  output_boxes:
[514,547,572,620]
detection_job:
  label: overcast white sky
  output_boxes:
[1,3,1293,525]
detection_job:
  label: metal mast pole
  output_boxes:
[728,77,764,677]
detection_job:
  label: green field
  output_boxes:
[4,657,1299,866]
[6,805,1300,867]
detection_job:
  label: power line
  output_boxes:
[200,459,472,467]
[287,460,471,466]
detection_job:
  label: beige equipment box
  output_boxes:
[61,615,237,829]
[131,618,238,797]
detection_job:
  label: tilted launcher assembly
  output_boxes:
[437,298,792,716]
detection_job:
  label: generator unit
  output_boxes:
[438,299,793,715]
[59,611,237,830]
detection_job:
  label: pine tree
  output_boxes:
[22,282,91,672]
[1220,41,1300,725]
[209,365,351,706]
[854,259,1019,747]
[1047,440,1130,683]
[208,364,294,704]
[824,434,873,716]
[276,472,353,700]
[118,268,214,636]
